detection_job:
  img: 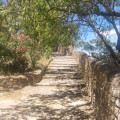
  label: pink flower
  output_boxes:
[21,45,24,49]
[21,34,26,41]
[21,34,24,38]
[19,47,21,51]
[24,47,27,52]
[18,40,20,43]
[11,50,13,53]
[19,57,23,60]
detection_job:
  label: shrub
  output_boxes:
[45,45,52,59]
[11,57,28,73]
[0,34,45,74]
[0,34,29,74]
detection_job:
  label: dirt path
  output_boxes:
[0,53,93,120]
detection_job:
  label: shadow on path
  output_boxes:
[0,53,94,120]
[0,86,93,120]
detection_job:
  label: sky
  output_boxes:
[86,26,120,43]
[76,5,120,53]
[76,25,120,54]
[106,25,120,42]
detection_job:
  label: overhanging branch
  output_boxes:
[51,7,120,17]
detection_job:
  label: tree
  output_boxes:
[0,0,79,70]
[46,0,120,64]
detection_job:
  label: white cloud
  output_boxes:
[109,29,116,35]
[103,31,109,37]
[117,25,120,29]
[103,25,120,36]
[100,28,118,42]
[110,36,117,39]
[93,25,120,42]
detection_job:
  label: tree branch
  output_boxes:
[51,7,120,17]
[97,0,113,12]
[87,18,118,62]
[104,16,120,37]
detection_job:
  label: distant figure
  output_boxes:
[58,45,64,54]
[64,47,70,55]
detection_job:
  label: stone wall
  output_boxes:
[72,50,120,120]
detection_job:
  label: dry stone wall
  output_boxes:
[71,50,120,120]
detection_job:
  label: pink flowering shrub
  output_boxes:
[8,34,29,72]
[0,33,42,74]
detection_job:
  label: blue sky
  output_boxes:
[76,25,120,53]
[84,27,119,43]
[76,4,120,52]
[87,25,120,42]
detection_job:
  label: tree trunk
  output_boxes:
[87,19,118,64]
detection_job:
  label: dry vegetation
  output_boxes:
[0,56,51,92]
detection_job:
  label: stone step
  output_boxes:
[43,73,82,79]
[46,70,81,74]
[48,67,78,69]
[36,78,85,86]
[48,64,78,67]
[47,67,79,71]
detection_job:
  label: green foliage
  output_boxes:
[0,0,79,73]
[79,40,95,55]
[45,45,52,59]
[11,57,28,73]
[79,37,117,63]
[0,44,12,63]
[0,34,29,74]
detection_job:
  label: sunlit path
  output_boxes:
[0,53,93,120]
